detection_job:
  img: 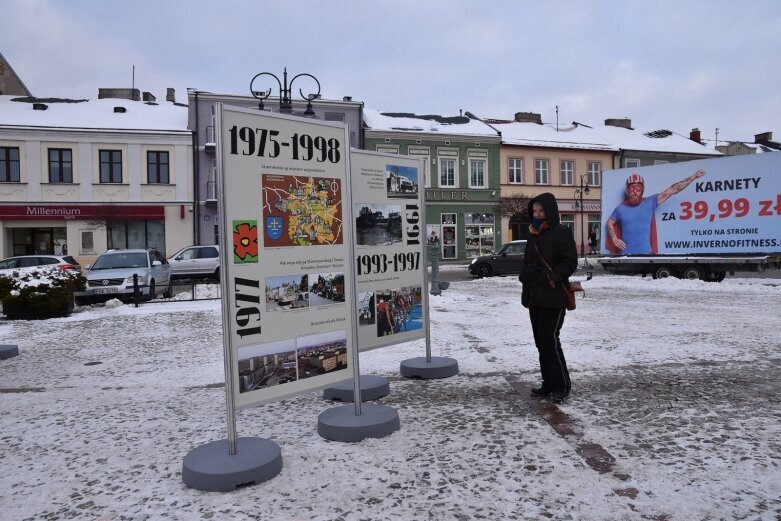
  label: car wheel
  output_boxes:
[475,263,493,278]
[163,279,173,298]
[681,266,703,281]
[75,296,89,306]
[652,266,675,279]
[214,267,220,282]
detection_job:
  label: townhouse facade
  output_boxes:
[187,88,364,245]
[0,93,193,264]
[488,113,616,256]
[363,110,502,261]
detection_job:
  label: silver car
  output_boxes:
[77,248,172,304]
[0,254,81,272]
[168,245,220,281]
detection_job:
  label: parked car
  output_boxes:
[0,254,81,272]
[76,248,172,304]
[468,240,527,278]
[168,245,220,281]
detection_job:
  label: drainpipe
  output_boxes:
[192,90,200,245]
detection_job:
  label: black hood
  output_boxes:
[526,192,561,226]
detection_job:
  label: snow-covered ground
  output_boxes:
[1,274,779,520]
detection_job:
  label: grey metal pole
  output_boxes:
[344,145,363,415]
[215,103,238,455]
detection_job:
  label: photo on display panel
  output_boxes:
[354,203,402,247]
[265,274,309,312]
[385,164,419,199]
[308,271,345,307]
[296,330,348,381]
[375,286,424,337]
[237,339,298,393]
[357,291,376,327]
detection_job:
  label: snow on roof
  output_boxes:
[493,121,617,151]
[0,95,189,132]
[363,109,500,138]
[594,123,721,155]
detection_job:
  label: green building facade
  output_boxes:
[363,110,502,262]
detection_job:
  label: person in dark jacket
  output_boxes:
[519,193,578,403]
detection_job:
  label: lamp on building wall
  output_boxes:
[250,67,321,117]
[573,174,591,259]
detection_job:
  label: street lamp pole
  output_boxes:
[250,67,321,117]
[574,174,590,259]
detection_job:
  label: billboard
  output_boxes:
[601,153,781,255]
[217,105,354,409]
[350,149,427,351]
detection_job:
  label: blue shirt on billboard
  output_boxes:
[609,195,659,254]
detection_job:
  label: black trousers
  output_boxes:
[529,307,571,394]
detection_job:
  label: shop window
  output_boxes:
[48,148,73,183]
[107,220,165,251]
[0,146,20,182]
[464,213,495,258]
[147,151,170,184]
[560,213,575,232]
[100,150,122,183]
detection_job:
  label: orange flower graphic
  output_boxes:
[233,221,258,262]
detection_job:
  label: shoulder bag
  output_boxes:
[534,243,584,310]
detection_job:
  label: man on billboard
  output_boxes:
[606,169,705,254]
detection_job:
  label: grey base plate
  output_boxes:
[323,374,390,402]
[0,344,19,360]
[182,436,282,492]
[317,403,400,442]
[400,356,459,379]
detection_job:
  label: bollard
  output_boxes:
[133,274,140,307]
[428,244,449,296]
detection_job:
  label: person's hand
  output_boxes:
[692,169,705,180]
[614,238,627,251]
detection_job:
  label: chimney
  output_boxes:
[33,103,48,111]
[690,128,702,143]
[754,131,773,142]
[142,91,156,102]
[99,88,140,101]
[166,88,176,103]
[605,118,632,129]
[342,96,352,101]
[514,112,542,124]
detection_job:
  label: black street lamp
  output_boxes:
[250,67,321,117]
[573,174,591,259]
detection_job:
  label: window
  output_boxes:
[99,150,122,183]
[48,148,73,183]
[408,148,430,188]
[535,159,549,184]
[0,146,20,182]
[560,213,575,232]
[107,219,165,251]
[147,151,170,184]
[508,158,523,184]
[587,161,601,186]
[439,158,456,187]
[469,159,486,188]
[560,160,574,185]
[624,158,640,168]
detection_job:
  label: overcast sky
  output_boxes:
[3,0,779,143]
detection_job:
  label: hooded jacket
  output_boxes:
[520,192,578,308]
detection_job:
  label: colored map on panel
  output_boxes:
[262,174,343,247]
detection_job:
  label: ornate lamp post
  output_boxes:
[250,67,321,117]
[573,174,591,259]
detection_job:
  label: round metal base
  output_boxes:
[0,344,19,360]
[182,436,282,492]
[400,356,459,379]
[323,374,390,402]
[317,403,400,442]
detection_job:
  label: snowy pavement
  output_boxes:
[1,274,779,520]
